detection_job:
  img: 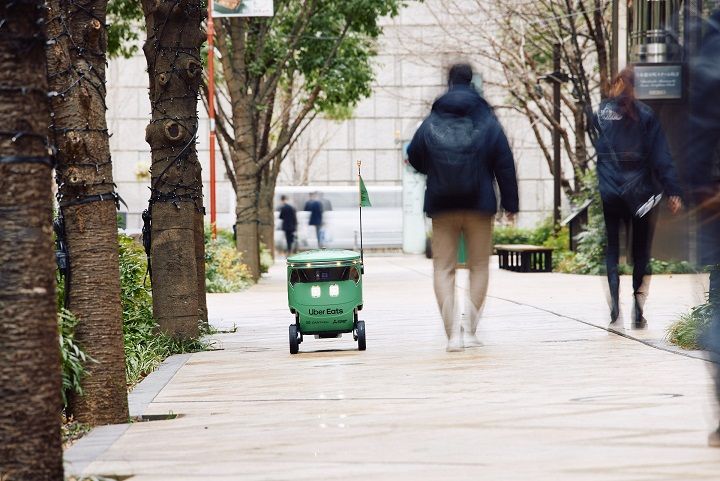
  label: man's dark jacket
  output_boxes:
[279,203,297,232]
[407,85,519,216]
[303,199,323,226]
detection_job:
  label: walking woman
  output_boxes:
[593,68,683,328]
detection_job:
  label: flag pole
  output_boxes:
[357,160,364,267]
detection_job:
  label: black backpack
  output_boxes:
[424,112,485,197]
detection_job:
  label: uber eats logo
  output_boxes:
[308,307,344,315]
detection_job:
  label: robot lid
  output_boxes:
[287,249,361,267]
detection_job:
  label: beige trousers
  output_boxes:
[431,211,493,338]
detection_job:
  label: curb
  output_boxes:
[63,353,192,476]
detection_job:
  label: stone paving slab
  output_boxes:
[69,255,720,480]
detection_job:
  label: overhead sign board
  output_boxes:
[212,0,273,17]
[634,63,684,100]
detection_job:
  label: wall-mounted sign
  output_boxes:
[634,63,684,100]
[212,0,273,17]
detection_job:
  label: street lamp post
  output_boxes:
[552,44,562,227]
[540,44,570,227]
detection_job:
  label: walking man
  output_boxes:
[304,192,324,248]
[278,195,297,255]
[408,63,519,352]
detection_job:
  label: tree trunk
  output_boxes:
[195,210,208,324]
[150,203,200,337]
[573,100,588,193]
[45,0,128,425]
[0,1,64,479]
[258,203,275,257]
[258,166,279,257]
[258,183,276,259]
[142,0,205,339]
[235,171,261,280]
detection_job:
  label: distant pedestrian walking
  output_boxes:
[319,192,333,246]
[319,192,333,212]
[304,192,324,248]
[408,63,519,352]
[278,195,297,255]
[592,67,683,329]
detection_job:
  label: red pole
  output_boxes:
[207,0,217,239]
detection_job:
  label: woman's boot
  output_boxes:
[632,292,647,328]
[608,273,620,325]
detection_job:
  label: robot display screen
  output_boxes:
[290,266,360,285]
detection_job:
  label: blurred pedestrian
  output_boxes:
[319,192,333,246]
[685,9,720,446]
[278,195,297,255]
[593,67,683,329]
[319,192,333,212]
[304,191,324,248]
[408,63,519,352]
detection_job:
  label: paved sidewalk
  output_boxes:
[67,255,719,480]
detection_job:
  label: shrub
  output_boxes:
[667,269,719,350]
[667,302,713,350]
[260,242,273,274]
[58,308,90,407]
[119,234,211,387]
[649,258,696,274]
[493,217,555,246]
[493,225,536,245]
[554,217,606,275]
[204,226,253,293]
[118,234,159,385]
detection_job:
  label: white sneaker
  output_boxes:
[608,319,624,331]
[446,331,464,352]
[465,332,483,348]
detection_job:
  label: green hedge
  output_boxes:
[493,218,555,246]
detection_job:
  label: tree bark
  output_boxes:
[150,203,199,337]
[45,0,129,425]
[258,203,275,256]
[0,1,64,479]
[195,210,208,324]
[258,169,277,258]
[142,0,205,338]
[235,169,261,280]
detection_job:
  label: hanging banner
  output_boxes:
[212,0,273,17]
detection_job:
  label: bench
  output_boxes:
[495,244,553,273]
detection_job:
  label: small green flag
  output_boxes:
[359,175,372,207]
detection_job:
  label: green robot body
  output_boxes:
[286,249,366,353]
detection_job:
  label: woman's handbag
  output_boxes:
[619,170,663,218]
